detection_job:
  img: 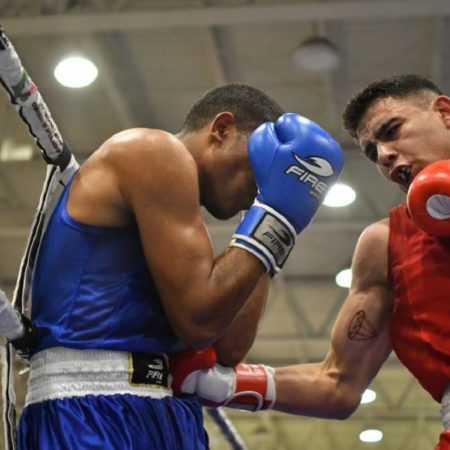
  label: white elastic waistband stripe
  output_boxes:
[30,347,131,374]
[25,347,172,406]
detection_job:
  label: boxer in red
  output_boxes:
[170,74,450,450]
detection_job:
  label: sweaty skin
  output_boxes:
[66,113,269,353]
[274,219,393,418]
[271,93,450,418]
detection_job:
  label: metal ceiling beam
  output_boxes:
[88,32,160,128]
[81,35,135,129]
[203,0,232,85]
[203,29,228,86]
[3,1,450,36]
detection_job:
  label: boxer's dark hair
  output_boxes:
[181,84,284,134]
[343,74,443,139]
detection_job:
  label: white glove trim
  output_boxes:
[231,201,296,275]
[426,194,450,220]
[253,200,296,237]
[230,237,279,275]
[224,391,265,412]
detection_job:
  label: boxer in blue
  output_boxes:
[17,84,344,449]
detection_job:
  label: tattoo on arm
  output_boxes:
[348,310,377,340]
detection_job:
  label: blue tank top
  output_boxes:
[31,173,183,355]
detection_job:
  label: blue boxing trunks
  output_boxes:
[18,347,209,450]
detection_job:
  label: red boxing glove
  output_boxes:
[169,347,218,395]
[407,160,450,237]
[169,347,275,412]
[174,360,275,412]
[203,363,275,412]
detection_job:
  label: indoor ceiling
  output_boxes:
[1,1,450,449]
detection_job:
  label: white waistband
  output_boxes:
[25,347,172,406]
[441,384,450,430]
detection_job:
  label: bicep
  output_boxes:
[328,287,392,390]
[128,152,214,303]
[275,222,393,416]
[141,181,207,267]
[327,220,393,389]
[274,289,392,417]
[117,133,216,305]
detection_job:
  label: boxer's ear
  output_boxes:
[432,96,450,129]
[210,112,236,142]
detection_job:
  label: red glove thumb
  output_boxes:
[169,347,218,395]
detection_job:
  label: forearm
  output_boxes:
[273,363,360,419]
[163,246,267,348]
[213,274,270,366]
[172,259,393,416]
[170,355,360,417]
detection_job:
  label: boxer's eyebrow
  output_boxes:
[373,118,397,141]
[359,117,398,162]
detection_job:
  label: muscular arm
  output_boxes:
[213,274,270,366]
[274,219,393,418]
[70,129,266,349]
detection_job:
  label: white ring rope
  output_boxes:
[0,25,78,450]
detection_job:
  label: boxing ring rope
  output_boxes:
[0,25,248,450]
[207,408,248,450]
[0,24,78,450]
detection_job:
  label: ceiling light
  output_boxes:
[335,268,351,288]
[0,139,33,162]
[54,56,98,88]
[360,389,377,405]
[292,37,340,74]
[324,183,356,207]
[359,428,383,443]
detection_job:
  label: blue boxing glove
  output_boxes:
[231,113,344,275]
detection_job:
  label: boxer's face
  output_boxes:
[357,95,450,192]
[201,131,256,220]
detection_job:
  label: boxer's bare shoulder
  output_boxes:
[67,128,197,228]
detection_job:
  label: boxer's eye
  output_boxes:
[384,124,400,140]
[362,143,377,163]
